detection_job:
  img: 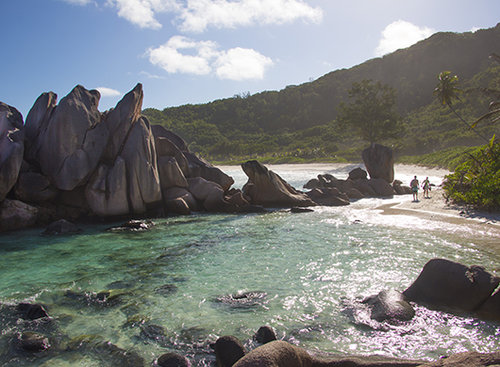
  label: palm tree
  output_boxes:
[471,53,500,130]
[433,71,489,143]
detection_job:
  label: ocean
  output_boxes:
[0,164,498,366]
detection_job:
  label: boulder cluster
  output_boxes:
[0,84,263,231]
[0,86,411,233]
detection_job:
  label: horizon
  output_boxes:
[1,1,500,117]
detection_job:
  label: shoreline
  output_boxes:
[377,188,500,256]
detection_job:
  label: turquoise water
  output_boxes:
[0,164,499,366]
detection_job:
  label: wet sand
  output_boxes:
[378,188,500,256]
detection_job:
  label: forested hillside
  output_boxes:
[143,23,500,163]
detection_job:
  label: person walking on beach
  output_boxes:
[410,175,419,202]
[422,177,431,199]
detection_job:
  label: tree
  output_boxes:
[337,79,400,144]
[433,71,489,142]
[471,53,500,129]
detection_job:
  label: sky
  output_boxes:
[1,1,500,118]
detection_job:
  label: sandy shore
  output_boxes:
[378,188,500,256]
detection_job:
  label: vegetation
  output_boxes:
[443,138,500,211]
[337,80,400,144]
[143,24,500,164]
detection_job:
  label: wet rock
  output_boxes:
[306,187,350,206]
[362,289,415,322]
[155,284,178,296]
[68,334,144,367]
[215,291,268,309]
[303,178,321,189]
[156,352,191,367]
[18,331,50,352]
[64,289,124,308]
[42,219,81,235]
[0,199,38,232]
[254,326,277,344]
[17,303,49,321]
[476,287,500,322]
[233,340,422,367]
[403,258,500,313]
[213,335,245,367]
[123,314,150,329]
[368,178,396,197]
[107,219,155,232]
[290,206,314,213]
[419,351,500,367]
[139,323,168,345]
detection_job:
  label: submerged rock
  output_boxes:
[362,289,415,322]
[107,219,155,232]
[215,291,268,309]
[17,331,50,352]
[42,219,81,235]
[16,303,50,321]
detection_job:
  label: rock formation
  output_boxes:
[362,143,395,183]
[404,258,500,311]
[0,83,249,231]
[0,103,24,202]
[242,160,316,207]
[404,258,500,319]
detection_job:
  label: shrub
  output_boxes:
[443,137,500,211]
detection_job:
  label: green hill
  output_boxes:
[143,23,500,164]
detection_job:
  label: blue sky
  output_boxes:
[1,0,500,118]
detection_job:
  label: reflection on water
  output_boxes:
[0,164,498,366]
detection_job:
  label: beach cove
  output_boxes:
[0,163,499,366]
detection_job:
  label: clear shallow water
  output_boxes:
[0,164,499,366]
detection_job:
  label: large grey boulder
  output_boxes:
[24,92,57,164]
[187,177,227,212]
[362,143,394,183]
[155,135,190,177]
[0,103,24,202]
[233,340,421,367]
[15,169,58,203]
[476,288,500,322]
[85,158,129,216]
[185,152,234,191]
[120,117,162,214]
[242,160,316,208]
[101,83,143,162]
[151,124,189,152]
[0,199,38,232]
[158,156,188,190]
[403,258,500,313]
[38,85,108,190]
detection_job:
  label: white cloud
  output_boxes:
[178,0,323,33]
[95,87,122,97]
[147,36,274,80]
[104,0,321,31]
[375,20,434,56]
[147,36,215,75]
[105,0,181,29]
[215,47,273,80]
